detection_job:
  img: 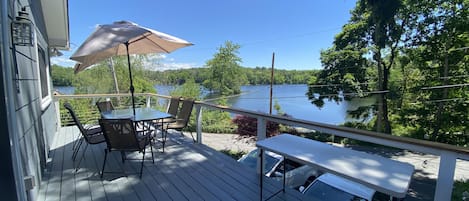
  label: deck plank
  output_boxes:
[60,129,77,201]
[39,126,306,201]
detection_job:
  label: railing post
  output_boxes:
[257,117,267,141]
[434,151,457,201]
[256,117,267,176]
[195,104,202,144]
[146,95,151,108]
[54,97,62,128]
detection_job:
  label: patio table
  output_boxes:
[256,134,415,200]
[101,107,174,151]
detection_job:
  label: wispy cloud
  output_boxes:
[143,54,198,71]
[51,57,76,67]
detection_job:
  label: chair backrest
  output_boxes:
[64,103,93,141]
[167,96,181,116]
[96,101,114,113]
[99,118,142,151]
[175,98,195,127]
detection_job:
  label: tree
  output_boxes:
[398,0,469,143]
[73,55,156,96]
[203,41,247,95]
[51,65,74,86]
[308,0,404,134]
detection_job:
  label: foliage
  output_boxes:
[307,0,468,145]
[395,0,469,144]
[231,115,280,137]
[308,0,404,134]
[170,79,201,99]
[51,65,74,86]
[53,65,317,87]
[200,99,235,133]
[146,66,317,85]
[168,83,234,134]
[203,41,247,95]
[452,179,469,201]
[220,149,247,160]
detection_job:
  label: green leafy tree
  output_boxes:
[203,41,247,95]
[170,79,201,99]
[73,56,156,106]
[397,0,469,144]
[308,0,405,134]
[51,64,74,86]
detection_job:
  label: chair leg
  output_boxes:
[162,127,168,153]
[72,137,84,160]
[75,143,89,172]
[72,131,81,151]
[121,151,126,163]
[150,142,154,164]
[101,148,108,179]
[189,131,196,143]
[140,148,146,178]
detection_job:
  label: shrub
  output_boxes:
[231,114,279,137]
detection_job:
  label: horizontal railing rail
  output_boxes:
[54,92,469,201]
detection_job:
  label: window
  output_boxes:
[37,46,51,109]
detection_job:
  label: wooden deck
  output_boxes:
[37,126,305,201]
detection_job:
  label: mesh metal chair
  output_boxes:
[167,96,181,117]
[64,103,105,171]
[99,118,154,178]
[96,101,114,113]
[162,98,195,147]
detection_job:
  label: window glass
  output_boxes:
[37,45,51,109]
[38,47,49,99]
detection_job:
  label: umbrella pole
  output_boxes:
[125,42,136,116]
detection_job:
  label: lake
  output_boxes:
[54,84,374,125]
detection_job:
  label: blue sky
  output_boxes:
[53,0,357,70]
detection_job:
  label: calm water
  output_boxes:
[54,85,374,125]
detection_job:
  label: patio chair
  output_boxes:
[157,96,181,126]
[165,96,181,119]
[99,118,154,178]
[96,101,114,113]
[162,98,195,147]
[63,103,105,171]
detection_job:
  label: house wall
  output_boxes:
[0,0,59,200]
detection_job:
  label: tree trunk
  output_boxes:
[375,51,384,133]
[382,66,391,134]
[375,50,392,134]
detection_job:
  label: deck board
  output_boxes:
[38,126,305,201]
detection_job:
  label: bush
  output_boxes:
[453,179,469,201]
[220,149,246,160]
[232,114,279,137]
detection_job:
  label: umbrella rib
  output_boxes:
[129,32,171,53]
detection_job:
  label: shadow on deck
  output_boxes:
[37,126,304,201]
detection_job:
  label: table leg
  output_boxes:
[260,148,264,201]
[282,158,286,192]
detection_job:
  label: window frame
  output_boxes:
[35,32,52,110]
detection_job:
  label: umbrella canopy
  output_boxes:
[70,21,192,115]
[71,21,193,73]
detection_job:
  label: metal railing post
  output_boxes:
[54,98,62,128]
[146,95,151,108]
[195,104,202,143]
[434,151,457,201]
[256,117,267,177]
[257,117,266,141]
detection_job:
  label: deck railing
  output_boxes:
[54,93,469,201]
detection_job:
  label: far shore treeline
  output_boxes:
[51,64,318,87]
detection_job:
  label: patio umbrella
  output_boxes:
[70,21,192,115]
